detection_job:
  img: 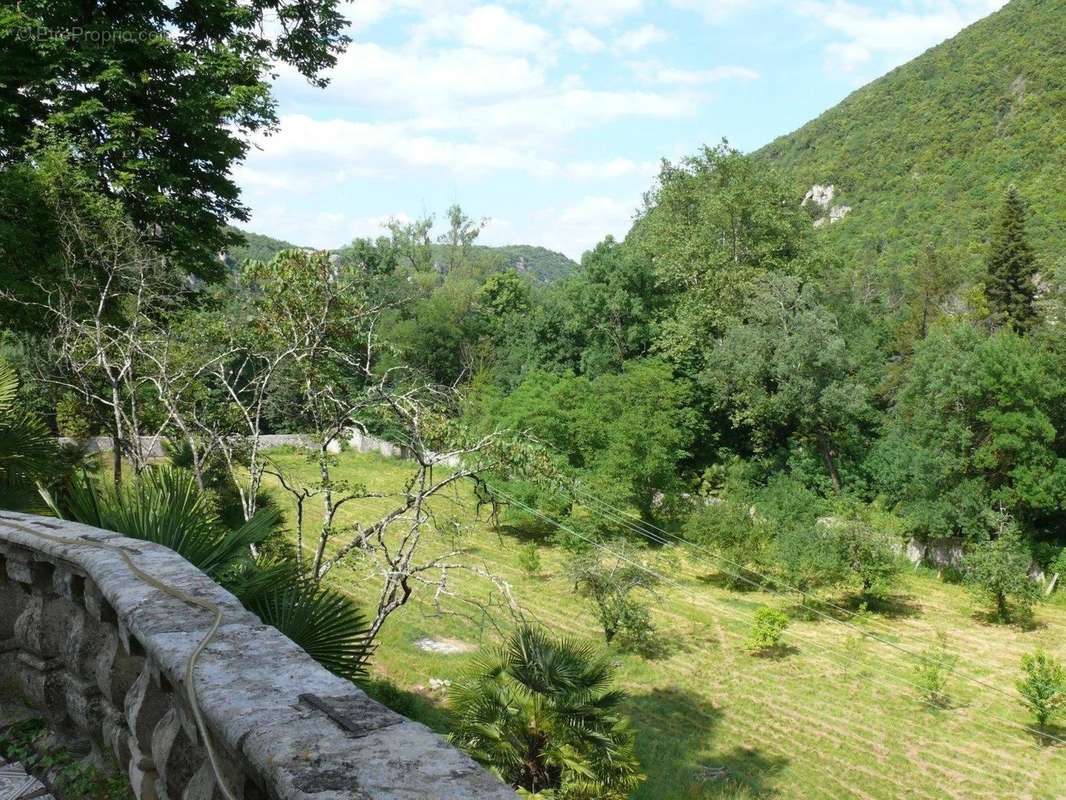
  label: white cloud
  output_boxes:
[628,60,759,85]
[243,206,418,249]
[564,158,659,180]
[800,0,1008,73]
[410,88,696,141]
[566,27,606,54]
[284,43,547,111]
[548,0,644,27]
[248,114,559,177]
[613,23,670,53]
[245,114,675,187]
[669,0,756,21]
[414,5,552,54]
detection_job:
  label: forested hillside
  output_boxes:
[471,244,577,282]
[225,228,577,282]
[757,0,1066,278]
[223,227,302,266]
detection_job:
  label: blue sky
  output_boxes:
[236,0,1006,259]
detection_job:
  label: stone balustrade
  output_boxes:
[0,511,515,800]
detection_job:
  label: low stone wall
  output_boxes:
[0,511,514,800]
[58,431,460,467]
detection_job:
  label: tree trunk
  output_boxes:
[110,382,124,488]
[815,431,842,492]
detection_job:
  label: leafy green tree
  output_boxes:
[568,237,661,377]
[831,520,901,600]
[986,186,1038,332]
[567,549,659,651]
[478,270,533,327]
[685,498,774,588]
[964,520,1040,622]
[485,360,697,520]
[448,625,643,799]
[887,244,965,362]
[707,275,872,491]
[437,204,487,275]
[746,606,790,655]
[633,142,812,369]
[1017,650,1066,729]
[874,323,1066,538]
[0,162,61,331]
[1,0,348,276]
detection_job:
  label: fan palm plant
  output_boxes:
[46,465,372,680]
[231,559,373,680]
[0,357,58,492]
[448,625,643,800]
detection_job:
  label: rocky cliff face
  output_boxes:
[802,184,851,228]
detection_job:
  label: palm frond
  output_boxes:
[0,358,18,414]
[242,576,373,681]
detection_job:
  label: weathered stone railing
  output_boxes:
[0,511,515,799]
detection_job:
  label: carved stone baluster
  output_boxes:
[126,659,171,800]
[89,579,142,772]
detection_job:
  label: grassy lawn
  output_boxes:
[261,448,1066,800]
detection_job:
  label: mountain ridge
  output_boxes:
[754,0,1066,277]
[224,228,578,283]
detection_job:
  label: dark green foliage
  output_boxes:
[53,466,279,580]
[757,0,1066,280]
[964,520,1041,622]
[0,163,61,331]
[0,356,59,491]
[0,719,131,799]
[874,323,1066,538]
[1017,650,1066,728]
[706,275,873,492]
[0,1,348,277]
[448,625,643,799]
[233,561,372,681]
[224,228,303,268]
[985,186,1038,331]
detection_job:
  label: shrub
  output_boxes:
[517,542,542,578]
[912,631,957,708]
[684,499,773,588]
[55,392,93,439]
[1017,651,1066,728]
[746,606,790,655]
[449,625,643,799]
[964,521,1040,622]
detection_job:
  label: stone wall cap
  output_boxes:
[0,511,515,799]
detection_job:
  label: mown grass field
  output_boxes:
[261,448,1066,800]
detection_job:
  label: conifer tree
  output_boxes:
[985,186,1038,331]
